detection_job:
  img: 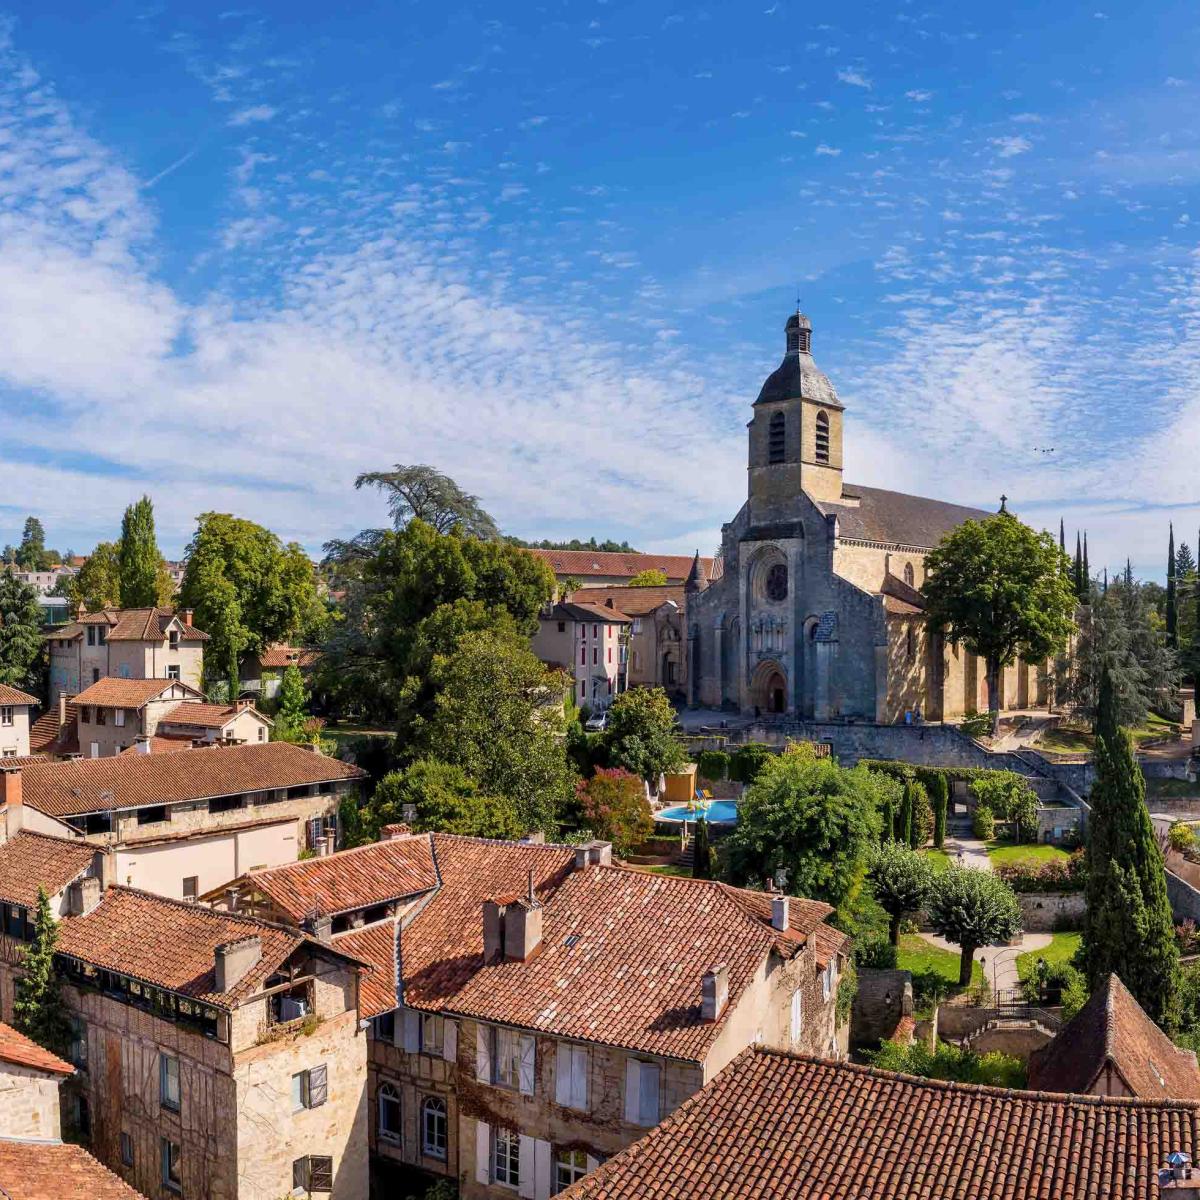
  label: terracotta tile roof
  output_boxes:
[117,736,197,755]
[0,1139,147,1199]
[545,602,633,624]
[562,1047,1200,1200]
[565,586,685,616]
[818,484,994,550]
[0,832,97,910]
[0,685,37,707]
[257,643,321,670]
[403,838,835,1061]
[16,742,365,818]
[28,704,76,755]
[72,677,204,708]
[54,885,309,1008]
[53,607,208,643]
[333,920,398,1018]
[1029,974,1200,1100]
[245,836,440,923]
[526,549,716,583]
[0,1020,74,1076]
[158,701,270,730]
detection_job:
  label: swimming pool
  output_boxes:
[657,800,740,824]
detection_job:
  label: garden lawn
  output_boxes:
[986,841,1070,869]
[897,934,984,996]
[1039,712,1179,755]
[1015,931,1081,983]
[637,863,693,878]
[922,848,952,873]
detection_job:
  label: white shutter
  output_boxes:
[518,1034,536,1096]
[638,1062,660,1125]
[534,1138,553,1200]
[476,1024,492,1083]
[443,1019,457,1063]
[571,1047,588,1111]
[518,1134,536,1199]
[475,1120,491,1185]
[623,1059,640,1124]
[402,1009,420,1053]
[555,1043,571,1107]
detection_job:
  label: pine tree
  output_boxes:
[1167,523,1178,649]
[1177,542,1197,579]
[12,888,72,1055]
[1081,667,1180,1025]
[0,572,45,692]
[118,495,163,609]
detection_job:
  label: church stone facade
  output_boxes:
[687,312,1048,723]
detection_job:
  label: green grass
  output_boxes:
[897,934,984,997]
[922,848,952,873]
[637,863,693,878]
[1039,712,1180,755]
[986,840,1070,868]
[1015,931,1081,982]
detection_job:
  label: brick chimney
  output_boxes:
[379,823,413,842]
[181,609,194,627]
[503,871,543,961]
[701,963,729,1021]
[214,936,262,993]
[68,875,102,916]
[771,895,790,932]
[574,840,613,869]
[1,767,23,838]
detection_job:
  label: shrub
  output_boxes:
[970,772,1039,843]
[1177,920,1200,955]
[728,742,775,785]
[576,768,654,857]
[697,749,730,782]
[866,1039,1026,1088]
[1170,822,1197,853]
[994,854,1086,894]
[853,934,898,970]
[1020,958,1089,1020]
[960,710,992,738]
[972,805,995,840]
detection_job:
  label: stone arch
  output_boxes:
[750,659,788,715]
[747,543,790,605]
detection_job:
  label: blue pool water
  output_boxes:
[657,800,740,824]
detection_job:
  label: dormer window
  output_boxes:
[169,629,180,650]
[815,411,830,464]
[768,412,786,464]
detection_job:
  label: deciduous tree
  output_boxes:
[602,687,685,783]
[364,760,521,841]
[869,843,936,945]
[62,542,121,610]
[927,866,1021,987]
[118,495,163,608]
[355,462,500,540]
[626,569,669,587]
[576,768,654,857]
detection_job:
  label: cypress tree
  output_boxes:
[1074,533,1084,599]
[881,793,895,843]
[1125,558,1133,589]
[1103,566,1108,596]
[118,495,162,609]
[12,888,72,1055]
[930,773,949,850]
[1059,518,1065,555]
[1083,532,1090,596]
[692,817,714,880]
[899,783,914,848]
[1167,523,1179,649]
[1081,666,1179,1025]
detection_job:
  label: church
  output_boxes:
[685,311,1049,723]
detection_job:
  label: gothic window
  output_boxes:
[766,563,788,602]
[768,412,786,464]
[815,411,830,464]
[903,562,915,587]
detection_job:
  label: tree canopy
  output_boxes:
[507,536,640,553]
[602,687,685,782]
[926,866,1021,986]
[923,512,1076,729]
[0,571,44,693]
[118,495,164,608]
[869,843,936,945]
[12,888,71,1055]
[15,516,50,570]
[363,760,521,841]
[575,768,654,856]
[626,568,669,587]
[57,542,120,610]
[355,463,500,540]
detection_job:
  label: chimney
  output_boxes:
[574,840,613,869]
[76,601,86,620]
[58,693,69,727]
[214,936,262,993]
[134,735,152,755]
[1161,1153,1200,1198]
[311,914,333,943]
[181,609,193,627]
[380,823,413,842]
[503,871,543,961]
[1,768,23,837]
[701,964,729,1021]
[68,875,102,916]
[482,899,504,962]
[771,895,790,932]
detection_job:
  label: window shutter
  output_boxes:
[308,1064,328,1108]
[476,1025,492,1083]
[518,1034,536,1096]
[586,1154,600,1173]
[518,1134,536,1199]
[310,1156,333,1191]
[534,1138,553,1200]
[402,1009,420,1053]
[475,1120,491,1185]
[293,1158,307,1191]
[571,1047,588,1111]
[442,1018,458,1063]
[638,1062,660,1126]
[555,1043,571,1107]
[623,1059,640,1124]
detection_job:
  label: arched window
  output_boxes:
[379,1084,401,1143]
[765,563,788,602]
[768,411,786,464]
[903,562,915,587]
[815,411,830,464]
[422,1096,448,1160]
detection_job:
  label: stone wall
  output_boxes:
[0,1061,63,1140]
[1016,891,1086,932]
[851,968,912,1047]
[1168,869,1200,924]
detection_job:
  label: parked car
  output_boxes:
[584,711,608,732]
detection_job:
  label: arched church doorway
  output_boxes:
[750,660,788,715]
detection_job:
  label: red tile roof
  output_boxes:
[0,1020,74,1076]
[565,586,685,616]
[117,736,197,755]
[245,837,440,923]
[16,742,364,818]
[333,921,398,1018]
[257,644,321,670]
[0,684,38,707]
[55,607,208,643]
[158,701,270,730]
[562,1048,1200,1200]
[527,549,716,583]
[1029,974,1200,1100]
[73,677,204,708]
[0,1139,147,1199]
[0,832,98,910]
[28,703,77,756]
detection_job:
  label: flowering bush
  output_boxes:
[576,768,654,857]
[995,850,1086,893]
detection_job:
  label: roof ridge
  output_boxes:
[104,884,301,936]
[6,829,89,849]
[249,832,435,877]
[431,831,577,852]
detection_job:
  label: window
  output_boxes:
[493,1028,535,1094]
[169,629,180,649]
[815,410,831,464]
[378,1084,401,1142]
[119,664,131,679]
[797,328,811,353]
[422,1096,448,1159]
[97,626,107,645]
[166,664,181,681]
[0,707,11,727]
[903,562,915,587]
[160,1053,180,1112]
[557,621,566,633]
[607,646,612,663]
[87,627,96,646]
[556,1043,589,1111]
[580,646,586,666]
[257,726,266,742]
[209,795,244,814]
[114,708,125,727]
[182,877,198,903]
[120,1132,134,1167]
[626,1060,660,1126]
[592,647,598,665]
[765,563,788,602]
[822,959,837,1001]
[592,625,598,639]
[292,1064,328,1111]
[790,990,803,1042]
[768,410,786,464]
[95,706,107,725]
[161,1138,182,1193]
[420,1014,444,1056]
[137,806,167,825]
[375,1012,396,1043]
[74,1094,91,1140]
[606,625,612,637]
[631,618,642,634]
[91,668,100,683]
[292,1155,333,1194]
[556,1148,589,1191]
[69,1017,88,1069]
[493,1127,520,1188]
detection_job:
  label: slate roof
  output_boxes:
[0,1020,74,1076]
[54,607,208,643]
[754,348,843,408]
[0,832,97,910]
[54,886,311,1009]
[818,483,994,549]
[562,1048,1200,1200]
[333,921,398,1018]
[244,837,441,923]
[526,549,716,583]
[15,742,364,818]
[565,586,685,616]
[0,684,38,707]
[544,602,633,625]
[0,1140,147,1199]
[1028,974,1200,1100]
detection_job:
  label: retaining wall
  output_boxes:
[1016,891,1086,932]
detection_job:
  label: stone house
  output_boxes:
[240,644,321,700]
[214,830,849,1200]
[47,607,208,708]
[532,602,631,713]
[0,742,364,903]
[688,310,1052,723]
[71,677,207,758]
[0,685,37,759]
[0,1016,76,1140]
[525,550,719,592]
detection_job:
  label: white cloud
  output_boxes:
[837,69,871,89]
[815,143,842,156]
[990,135,1032,157]
[227,104,277,126]
[905,89,933,101]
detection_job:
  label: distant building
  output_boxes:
[525,548,719,590]
[0,685,38,759]
[240,643,321,700]
[532,601,631,712]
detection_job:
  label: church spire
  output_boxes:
[685,549,706,593]
[785,310,812,356]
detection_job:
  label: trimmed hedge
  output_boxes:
[697,749,730,782]
[861,760,1023,788]
[729,742,775,785]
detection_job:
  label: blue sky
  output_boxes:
[1,2,1198,576]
